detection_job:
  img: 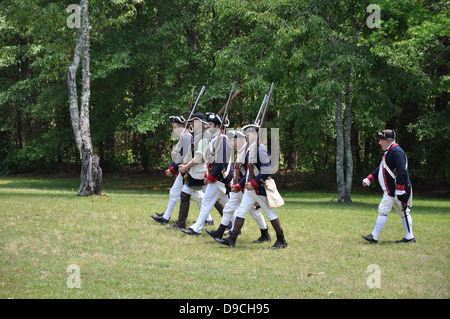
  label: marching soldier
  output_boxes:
[362,129,415,244]
[181,112,234,235]
[167,112,216,229]
[216,124,288,249]
[206,129,271,243]
[151,115,191,224]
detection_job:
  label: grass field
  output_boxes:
[0,174,448,299]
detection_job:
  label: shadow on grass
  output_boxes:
[0,176,172,192]
[283,195,450,216]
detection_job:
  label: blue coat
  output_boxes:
[238,143,271,196]
[206,135,234,185]
[366,143,412,198]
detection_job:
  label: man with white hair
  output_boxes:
[362,129,415,244]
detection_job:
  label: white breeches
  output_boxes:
[235,189,278,221]
[169,173,184,202]
[190,182,229,233]
[221,191,267,229]
[378,192,411,217]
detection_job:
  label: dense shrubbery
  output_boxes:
[1,0,448,188]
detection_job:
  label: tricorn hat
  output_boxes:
[188,112,208,125]
[169,115,186,124]
[227,129,245,139]
[206,112,230,127]
[242,123,260,133]
[376,129,396,140]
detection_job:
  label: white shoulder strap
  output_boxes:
[383,154,408,180]
[382,157,396,180]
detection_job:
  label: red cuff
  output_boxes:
[206,174,216,183]
[169,166,177,174]
[250,179,259,189]
[234,184,241,192]
[395,184,405,191]
[367,174,375,183]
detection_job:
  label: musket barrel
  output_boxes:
[259,82,274,129]
[255,95,267,125]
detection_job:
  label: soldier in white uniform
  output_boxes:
[151,115,191,224]
[216,124,287,249]
[205,129,271,243]
[173,113,215,229]
[153,113,219,227]
[181,113,233,235]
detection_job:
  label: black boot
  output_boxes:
[173,191,190,229]
[206,223,227,239]
[215,230,239,248]
[253,228,271,243]
[269,232,287,249]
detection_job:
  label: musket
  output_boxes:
[258,82,274,129]
[187,85,205,122]
[247,83,275,183]
[174,86,205,153]
[255,95,268,125]
[186,87,195,120]
[217,90,239,116]
[219,81,237,132]
[210,82,238,171]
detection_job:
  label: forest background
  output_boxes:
[1,0,448,198]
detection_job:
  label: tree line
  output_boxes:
[0,0,448,200]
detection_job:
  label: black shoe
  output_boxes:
[253,228,271,243]
[215,231,239,248]
[269,233,287,249]
[151,215,169,225]
[362,234,378,244]
[205,229,218,238]
[215,237,235,248]
[180,228,201,236]
[155,212,164,217]
[205,223,227,239]
[395,237,416,243]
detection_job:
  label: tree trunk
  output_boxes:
[67,0,101,196]
[335,92,346,203]
[343,69,353,203]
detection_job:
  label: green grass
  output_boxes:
[0,174,448,299]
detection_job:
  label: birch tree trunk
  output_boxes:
[343,69,353,202]
[67,0,102,196]
[335,71,353,203]
[335,92,346,203]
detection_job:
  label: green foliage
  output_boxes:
[0,0,448,186]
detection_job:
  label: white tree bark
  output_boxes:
[335,92,346,203]
[67,0,102,196]
[344,69,353,202]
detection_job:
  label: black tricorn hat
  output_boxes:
[188,112,208,125]
[376,129,396,140]
[206,112,230,127]
[169,115,186,124]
